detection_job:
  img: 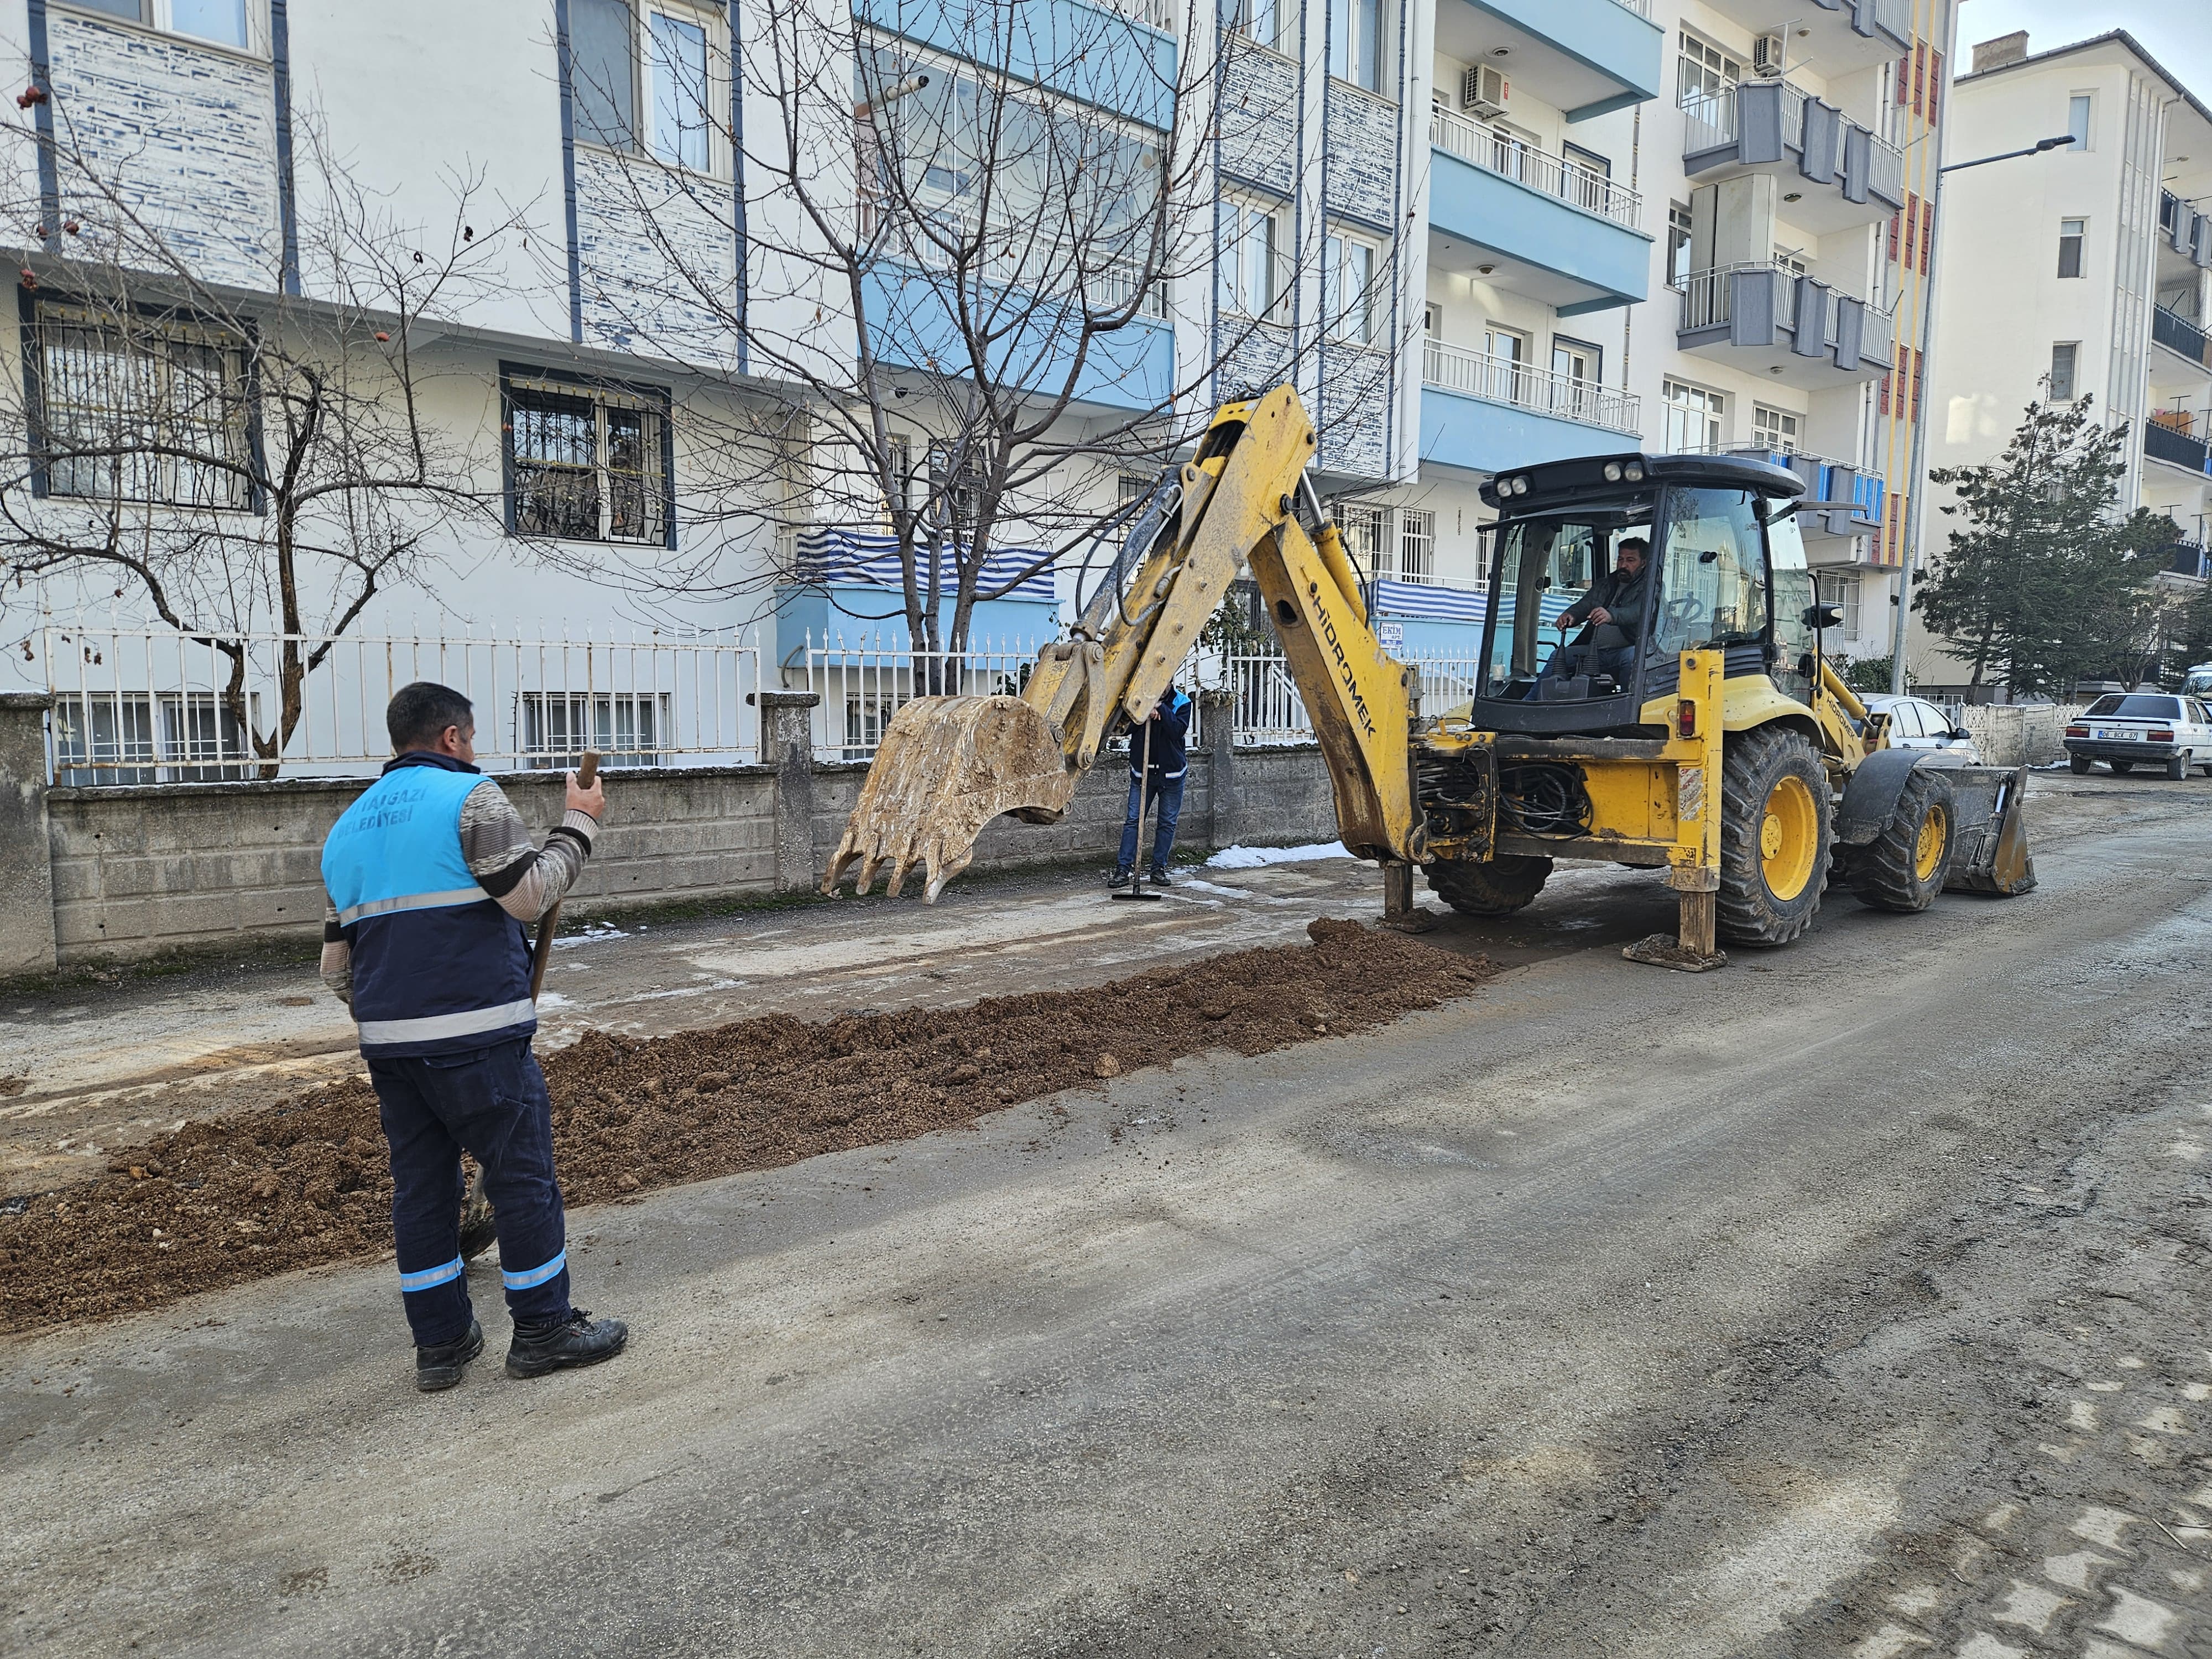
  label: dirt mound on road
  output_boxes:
[0,920,1489,1332]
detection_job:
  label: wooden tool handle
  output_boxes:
[528,749,604,1005]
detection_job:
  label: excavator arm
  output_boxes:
[820,385,1421,900]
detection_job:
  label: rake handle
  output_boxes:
[529,750,599,1003]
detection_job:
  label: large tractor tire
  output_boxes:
[1425,854,1552,916]
[1847,764,1955,913]
[1716,727,1832,948]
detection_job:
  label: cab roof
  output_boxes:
[1477,452,1807,512]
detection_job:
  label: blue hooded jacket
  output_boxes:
[1126,687,1192,786]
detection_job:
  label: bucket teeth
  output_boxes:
[821,695,1081,904]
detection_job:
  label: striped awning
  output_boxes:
[1371,578,1491,624]
[794,528,1057,604]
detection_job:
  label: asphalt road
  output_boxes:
[7,773,2212,1658]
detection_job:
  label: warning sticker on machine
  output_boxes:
[1678,765,1705,823]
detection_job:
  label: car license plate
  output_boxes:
[2096,729,2131,740]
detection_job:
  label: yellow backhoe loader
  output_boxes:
[821,385,2033,967]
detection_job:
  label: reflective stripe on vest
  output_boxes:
[336,886,488,926]
[354,998,539,1048]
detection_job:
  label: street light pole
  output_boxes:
[1888,134,2078,696]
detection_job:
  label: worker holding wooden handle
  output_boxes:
[318,681,628,1392]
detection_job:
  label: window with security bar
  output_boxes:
[505,373,672,545]
[1337,502,1392,580]
[50,691,254,785]
[1399,508,1434,582]
[35,305,255,509]
[518,691,671,767]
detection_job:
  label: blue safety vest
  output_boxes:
[320,755,536,1058]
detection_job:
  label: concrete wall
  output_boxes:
[1957,703,2083,768]
[13,733,1339,970]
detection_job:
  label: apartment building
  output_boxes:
[1359,0,1954,675]
[1913,29,2212,685]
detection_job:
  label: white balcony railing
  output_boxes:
[1422,337,1641,434]
[1429,106,1642,229]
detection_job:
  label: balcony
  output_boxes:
[1677,260,1895,387]
[1682,75,1905,234]
[1427,107,1652,314]
[1686,0,1907,72]
[2162,192,2212,271]
[2161,541,2210,581]
[2152,305,2212,397]
[1434,0,1662,126]
[1420,337,1644,474]
[1723,446,1882,541]
[2144,417,2212,479]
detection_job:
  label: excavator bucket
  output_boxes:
[1940,764,2036,896]
[820,695,1080,902]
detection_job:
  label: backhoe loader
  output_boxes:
[821,385,2033,967]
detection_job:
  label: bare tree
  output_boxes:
[0,102,529,774]
[563,0,1395,660]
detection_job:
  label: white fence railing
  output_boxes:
[1429,107,1643,229]
[1423,337,1641,434]
[34,621,765,784]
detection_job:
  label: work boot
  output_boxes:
[1105,867,1133,889]
[457,1171,497,1262]
[505,1309,629,1380]
[1148,865,1174,887]
[415,1318,484,1392]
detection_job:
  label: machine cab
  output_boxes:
[1472,453,1811,736]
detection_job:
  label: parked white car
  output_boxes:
[1861,695,1983,762]
[2063,693,2212,780]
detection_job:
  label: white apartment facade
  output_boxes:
[1914,28,2212,688]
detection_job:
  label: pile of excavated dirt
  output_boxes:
[0,920,1490,1332]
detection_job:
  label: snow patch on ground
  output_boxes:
[554,925,629,949]
[1206,841,1352,869]
[1177,878,1254,900]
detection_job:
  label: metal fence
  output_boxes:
[34,620,765,784]
[1429,107,1644,229]
[1422,337,1641,435]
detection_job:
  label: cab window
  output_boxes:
[1652,487,1767,659]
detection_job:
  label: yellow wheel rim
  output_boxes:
[1759,773,1819,902]
[1914,801,1949,883]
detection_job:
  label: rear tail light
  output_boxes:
[2064,725,2087,737]
[2150,729,2176,742]
[1676,699,1697,738]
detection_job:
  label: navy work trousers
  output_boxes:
[368,1036,570,1347]
[1118,772,1185,873]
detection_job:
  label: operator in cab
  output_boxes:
[1543,536,1648,683]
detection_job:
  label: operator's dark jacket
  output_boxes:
[1561,565,1650,642]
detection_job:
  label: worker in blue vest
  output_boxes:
[320,681,628,1391]
[1107,683,1192,888]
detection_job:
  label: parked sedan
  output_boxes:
[1862,695,1983,761]
[2063,693,2212,779]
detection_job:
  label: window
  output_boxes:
[1423,301,1442,338]
[1667,202,1694,289]
[1328,0,1384,92]
[1224,0,1288,53]
[1652,487,1767,656]
[929,443,985,541]
[2067,93,2091,150]
[1119,472,1154,504]
[1221,199,1286,320]
[2057,217,2085,279]
[35,304,254,509]
[520,692,670,768]
[1338,502,1391,578]
[2048,341,2079,402]
[1773,248,1807,278]
[1399,508,1434,581]
[1552,337,1601,422]
[571,0,638,149]
[1324,231,1379,344]
[1677,31,1741,118]
[1561,143,1610,216]
[51,691,254,785]
[2083,694,2180,720]
[1835,573,1862,638]
[1751,405,1799,453]
[1662,379,1725,452]
[1887,700,1924,738]
[649,12,711,170]
[67,0,250,49]
[505,372,671,545]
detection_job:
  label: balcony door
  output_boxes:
[1551,337,1601,424]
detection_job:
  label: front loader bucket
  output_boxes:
[821,695,1079,902]
[1940,764,2036,896]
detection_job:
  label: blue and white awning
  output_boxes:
[794,528,1056,603]
[1371,578,1491,624]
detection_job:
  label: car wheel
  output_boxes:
[2168,753,2189,781]
[2069,754,2091,775]
[2112,760,2135,774]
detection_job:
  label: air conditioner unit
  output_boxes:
[1751,33,1787,77]
[1462,64,1509,117]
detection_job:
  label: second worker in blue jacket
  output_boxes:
[1109,684,1192,889]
